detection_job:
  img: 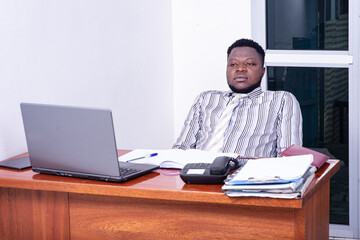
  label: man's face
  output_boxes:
[226,47,265,93]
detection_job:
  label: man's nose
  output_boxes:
[236,63,247,72]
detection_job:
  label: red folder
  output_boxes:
[280,144,329,169]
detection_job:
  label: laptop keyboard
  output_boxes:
[120,167,142,176]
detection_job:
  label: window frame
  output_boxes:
[251,0,359,238]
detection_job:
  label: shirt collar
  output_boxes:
[247,87,263,99]
[225,87,263,100]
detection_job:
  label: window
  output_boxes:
[260,0,356,232]
[267,0,348,50]
[268,66,349,224]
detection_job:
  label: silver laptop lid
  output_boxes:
[20,103,121,177]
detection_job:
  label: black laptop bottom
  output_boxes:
[32,162,159,183]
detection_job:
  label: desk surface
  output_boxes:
[0,150,341,239]
[0,150,340,209]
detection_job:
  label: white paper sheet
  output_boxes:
[118,149,238,169]
[229,154,313,184]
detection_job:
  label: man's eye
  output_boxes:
[247,62,256,66]
[229,63,237,67]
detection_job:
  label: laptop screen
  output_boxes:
[20,103,121,177]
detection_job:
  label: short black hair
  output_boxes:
[227,39,265,65]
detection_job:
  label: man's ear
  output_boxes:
[261,67,266,77]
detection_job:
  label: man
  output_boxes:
[172,39,302,157]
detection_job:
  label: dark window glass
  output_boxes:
[268,67,349,225]
[266,0,348,50]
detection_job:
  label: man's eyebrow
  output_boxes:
[228,57,258,61]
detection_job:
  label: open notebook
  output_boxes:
[118,149,239,169]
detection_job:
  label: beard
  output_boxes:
[228,80,261,94]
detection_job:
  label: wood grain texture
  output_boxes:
[0,187,69,240]
[0,152,341,209]
[0,151,340,239]
[69,193,296,240]
[306,181,330,239]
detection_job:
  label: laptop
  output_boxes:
[20,102,159,182]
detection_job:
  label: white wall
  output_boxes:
[0,0,173,159]
[0,0,252,160]
[172,0,252,140]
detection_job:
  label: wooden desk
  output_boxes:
[0,151,340,240]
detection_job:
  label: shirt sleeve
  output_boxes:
[172,94,203,150]
[276,92,303,156]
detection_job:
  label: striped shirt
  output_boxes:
[172,87,303,157]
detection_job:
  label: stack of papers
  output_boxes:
[222,155,316,199]
[118,149,238,169]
